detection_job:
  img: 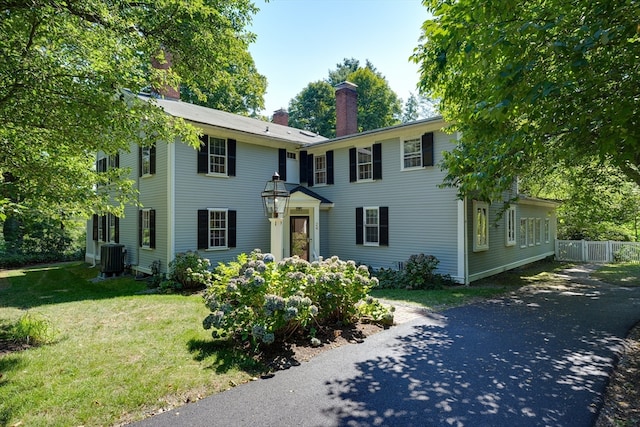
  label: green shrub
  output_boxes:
[167,251,212,289]
[202,250,392,350]
[10,312,57,346]
[373,254,455,290]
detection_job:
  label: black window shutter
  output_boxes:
[326,150,334,185]
[373,143,382,180]
[92,214,99,241]
[299,151,308,184]
[197,135,209,173]
[101,215,107,241]
[349,148,357,182]
[379,207,389,246]
[115,153,120,168]
[228,210,237,248]
[278,148,287,181]
[307,153,314,186]
[422,132,434,167]
[197,209,208,249]
[227,139,236,176]
[98,158,106,173]
[138,146,142,177]
[149,210,156,249]
[138,211,142,247]
[150,144,156,175]
[356,207,364,245]
[307,154,314,187]
[114,216,120,243]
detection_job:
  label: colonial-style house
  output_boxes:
[86,83,558,284]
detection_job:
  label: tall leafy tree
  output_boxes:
[288,81,336,138]
[0,0,265,226]
[402,92,439,123]
[288,58,402,138]
[412,0,640,201]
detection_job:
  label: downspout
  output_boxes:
[167,142,175,270]
[464,196,469,285]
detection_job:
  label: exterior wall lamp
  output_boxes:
[261,172,290,261]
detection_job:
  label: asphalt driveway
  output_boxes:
[132,265,640,427]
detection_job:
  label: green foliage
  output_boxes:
[374,254,456,290]
[288,58,402,137]
[167,251,213,290]
[0,0,264,220]
[203,250,392,350]
[288,81,336,138]
[8,312,57,346]
[412,0,640,201]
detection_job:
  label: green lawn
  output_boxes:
[0,259,623,426]
[370,260,570,310]
[0,262,260,427]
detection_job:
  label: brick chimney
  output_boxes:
[272,108,289,126]
[151,49,180,100]
[335,81,358,137]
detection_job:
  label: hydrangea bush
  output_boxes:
[167,251,212,290]
[202,249,393,349]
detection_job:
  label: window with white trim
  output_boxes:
[141,147,152,176]
[314,154,327,185]
[544,218,551,243]
[107,214,117,243]
[208,209,228,249]
[473,201,489,251]
[357,147,373,180]
[209,137,227,175]
[535,218,542,245]
[402,137,422,169]
[141,209,151,248]
[520,218,528,248]
[364,207,379,245]
[506,206,516,246]
[528,218,535,246]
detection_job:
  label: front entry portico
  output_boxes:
[284,187,333,261]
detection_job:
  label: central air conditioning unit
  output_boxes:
[100,244,126,277]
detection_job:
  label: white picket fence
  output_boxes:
[555,240,640,263]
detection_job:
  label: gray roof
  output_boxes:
[287,185,333,205]
[142,94,328,145]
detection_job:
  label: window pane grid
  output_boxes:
[315,155,327,184]
[403,138,422,168]
[142,147,151,175]
[209,210,227,248]
[209,137,227,174]
[142,210,150,247]
[357,147,372,180]
[364,208,379,244]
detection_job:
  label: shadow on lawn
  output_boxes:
[0,262,150,309]
[187,338,266,374]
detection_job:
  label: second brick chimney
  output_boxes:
[272,108,289,126]
[335,81,358,137]
[151,49,180,100]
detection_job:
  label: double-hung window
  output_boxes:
[209,137,227,175]
[198,135,236,176]
[544,218,551,243]
[402,138,422,169]
[209,209,227,249]
[357,147,373,181]
[473,201,489,251]
[197,209,236,250]
[364,207,379,245]
[505,206,516,246]
[520,218,528,248]
[535,218,542,245]
[141,209,152,248]
[141,147,151,176]
[314,154,327,185]
[528,218,535,246]
[356,206,389,246]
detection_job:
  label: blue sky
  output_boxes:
[248,0,429,116]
